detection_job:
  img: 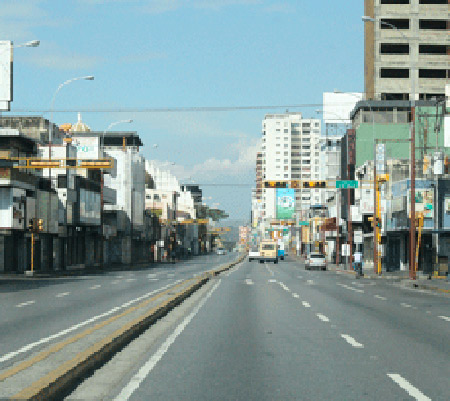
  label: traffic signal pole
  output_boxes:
[31,232,34,274]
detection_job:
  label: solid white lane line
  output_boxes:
[374,295,387,300]
[340,334,364,348]
[387,374,431,401]
[292,293,299,298]
[245,279,254,286]
[0,280,183,364]
[316,314,329,322]
[15,300,35,308]
[114,279,222,401]
[337,283,364,293]
[438,315,450,322]
[90,285,101,290]
[302,301,311,308]
[400,303,412,308]
[268,279,277,283]
[56,292,70,298]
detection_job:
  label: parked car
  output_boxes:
[216,247,227,255]
[305,253,327,271]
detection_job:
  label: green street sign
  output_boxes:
[298,221,309,226]
[336,180,359,189]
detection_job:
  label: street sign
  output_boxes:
[336,180,359,189]
[298,221,309,226]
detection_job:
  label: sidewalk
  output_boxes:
[293,255,449,295]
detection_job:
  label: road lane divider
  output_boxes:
[374,295,387,301]
[56,292,70,298]
[1,254,245,401]
[438,315,450,322]
[15,301,35,308]
[292,293,299,298]
[301,301,311,308]
[316,314,329,322]
[337,283,364,293]
[387,373,431,401]
[340,334,364,348]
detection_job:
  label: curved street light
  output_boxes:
[49,75,95,145]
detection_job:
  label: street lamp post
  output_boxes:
[363,16,416,279]
[100,119,133,266]
[49,76,94,151]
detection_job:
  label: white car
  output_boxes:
[216,248,227,255]
[248,249,260,262]
[305,253,327,271]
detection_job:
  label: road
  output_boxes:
[0,253,236,369]
[77,257,450,401]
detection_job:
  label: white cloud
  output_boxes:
[166,137,261,182]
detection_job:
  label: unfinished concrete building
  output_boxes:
[364,0,449,101]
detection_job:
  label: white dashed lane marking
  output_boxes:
[90,285,101,290]
[337,283,364,293]
[401,303,412,308]
[316,314,329,322]
[302,301,311,308]
[374,295,387,300]
[292,293,299,298]
[245,279,254,286]
[387,373,431,401]
[56,292,70,298]
[125,278,136,283]
[268,279,277,283]
[278,282,290,292]
[306,279,314,285]
[16,300,35,308]
[340,334,364,348]
[438,315,450,322]
[148,278,159,281]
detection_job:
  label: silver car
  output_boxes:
[305,253,327,271]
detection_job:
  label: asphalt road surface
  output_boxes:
[0,253,236,370]
[83,256,449,401]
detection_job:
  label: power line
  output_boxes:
[10,104,324,113]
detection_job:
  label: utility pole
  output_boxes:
[410,105,416,280]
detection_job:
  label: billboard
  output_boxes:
[276,188,295,219]
[0,41,13,111]
[72,136,100,159]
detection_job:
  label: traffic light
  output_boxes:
[303,181,326,189]
[28,218,35,231]
[38,219,44,231]
[264,181,288,189]
[368,217,382,229]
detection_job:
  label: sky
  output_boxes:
[1,0,365,221]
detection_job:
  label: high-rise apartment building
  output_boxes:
[261,113,321,220]
[364,0,449,101]
[255,151,263,201]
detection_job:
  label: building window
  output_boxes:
[284,174,289,178]
[419,44,447,55]
[419,69,448,79]
[284,152,289,156]
[419,19,447,30]
[381,0,409,4]
[419,0,447,3]
[380,43,409,54]
[381,19,409,30]
[380,68,410,78]
[284,159,289,163]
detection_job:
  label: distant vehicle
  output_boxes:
[305,253,327,271]
[258,240,278,264]
[216,247,227,255]
[248,248,260,262]
[278,242,285,260]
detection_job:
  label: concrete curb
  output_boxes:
[6,254,246,401]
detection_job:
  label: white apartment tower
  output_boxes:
[261,113,322,220]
